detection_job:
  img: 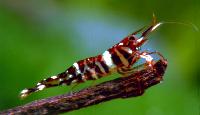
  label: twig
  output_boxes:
[0,60,167,115]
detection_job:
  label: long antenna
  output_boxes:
[161,21,199,32]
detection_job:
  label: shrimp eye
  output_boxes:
[129,35,137,41]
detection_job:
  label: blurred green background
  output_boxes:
[0,0,199,115]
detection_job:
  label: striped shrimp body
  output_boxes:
[20,17,162,98]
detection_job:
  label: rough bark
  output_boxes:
[0,60,166,115]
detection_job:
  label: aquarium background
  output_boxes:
[0,0,199,115]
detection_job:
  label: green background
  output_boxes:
[0,0,199,115]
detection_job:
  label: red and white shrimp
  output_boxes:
[20,17,162,98]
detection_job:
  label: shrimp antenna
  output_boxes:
[160,21,199,32]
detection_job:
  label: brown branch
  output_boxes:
[0,60,167,115]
